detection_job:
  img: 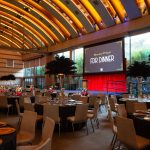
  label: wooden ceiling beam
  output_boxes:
[47,14,150,53]
[0,46,48,54]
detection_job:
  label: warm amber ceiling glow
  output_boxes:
[0,0,149,53]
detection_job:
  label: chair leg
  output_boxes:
[112,135,117,150]
[90,119,94,132]
[7,108,9,117]
[58,123,61,136]
[85,121,88,135]
[111,134,115,146]
[72,123,74,134]
[96,118,99,128]
[117,141,121,150]
[17,116,22,132]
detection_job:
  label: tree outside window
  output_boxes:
[73,48,83,74]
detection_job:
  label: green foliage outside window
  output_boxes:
[131,46,150,63]
[125,32,150,95]
[74,48,83,74]
[75,54,83,74]
[36,66,45,76]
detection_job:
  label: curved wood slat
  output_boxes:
[41,0,78,38]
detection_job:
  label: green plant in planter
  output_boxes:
[127,61,150,96]
[45,55,77,89]
[127,61,150,78]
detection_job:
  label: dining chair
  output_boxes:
[36,95,49,103]
[38,96,49,104]
[0,138,3,145]
[71,94,81,101]
[44,92,52,97]
[79,96,88,103]
[24,97,31,103]
[117,104,127,118]
[35,95,42,103]
[134,102,147,112]
[0,95,13,116]
[26,92,33,97]
[67,104,89,135]
[43,104,61,136]
[35,91,42,96]
[24,102,34,111]
[98,93,107,112]
[88,95,98,108]
[15,100,23,131]
[17,117,55,150]
[23,102,43,122]
[126,100,136,114]
[108,96,118,114]
[122,93,130,98]
[17,138,51,150]
[116,116,150,150]
[19,96,26,110]
[87,100,100,132]
[107,107,117,150]
[17,110,37,145]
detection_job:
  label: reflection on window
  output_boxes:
[72,48,83,74]
[24,68,34,77]
[36,78,45,89]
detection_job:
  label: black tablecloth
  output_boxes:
[133,115,150,139]
[34,104,85,131]
[0,127,16,150]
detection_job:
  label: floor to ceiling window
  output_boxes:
[124,31,150,95]
[125,32,150,66]
[72,48,83,90]
[55,48,83,90]
[24,57,45,89]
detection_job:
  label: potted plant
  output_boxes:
[127,61,150,96]
[45,55,77,89]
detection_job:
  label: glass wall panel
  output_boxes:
[72,48,83,74]
[130,32,150,63]
[57,51,70,58]
[36,78,45,89]
[24,68,34,77]
[24,78,33,88]
[124,32,150,66]
[125,32,150,96]
[124,36,130,67]
[24,57,45,88]
[35,66,45,76]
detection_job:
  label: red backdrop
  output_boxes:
[83,73,127,93]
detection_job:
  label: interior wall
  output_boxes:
[0,50,23,77]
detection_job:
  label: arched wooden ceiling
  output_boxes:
[0,0,149,54]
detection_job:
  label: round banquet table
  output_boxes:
[118,98,150,109]
[0,125,16,150]
[133,114,150,139]
[34,103,85,131]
